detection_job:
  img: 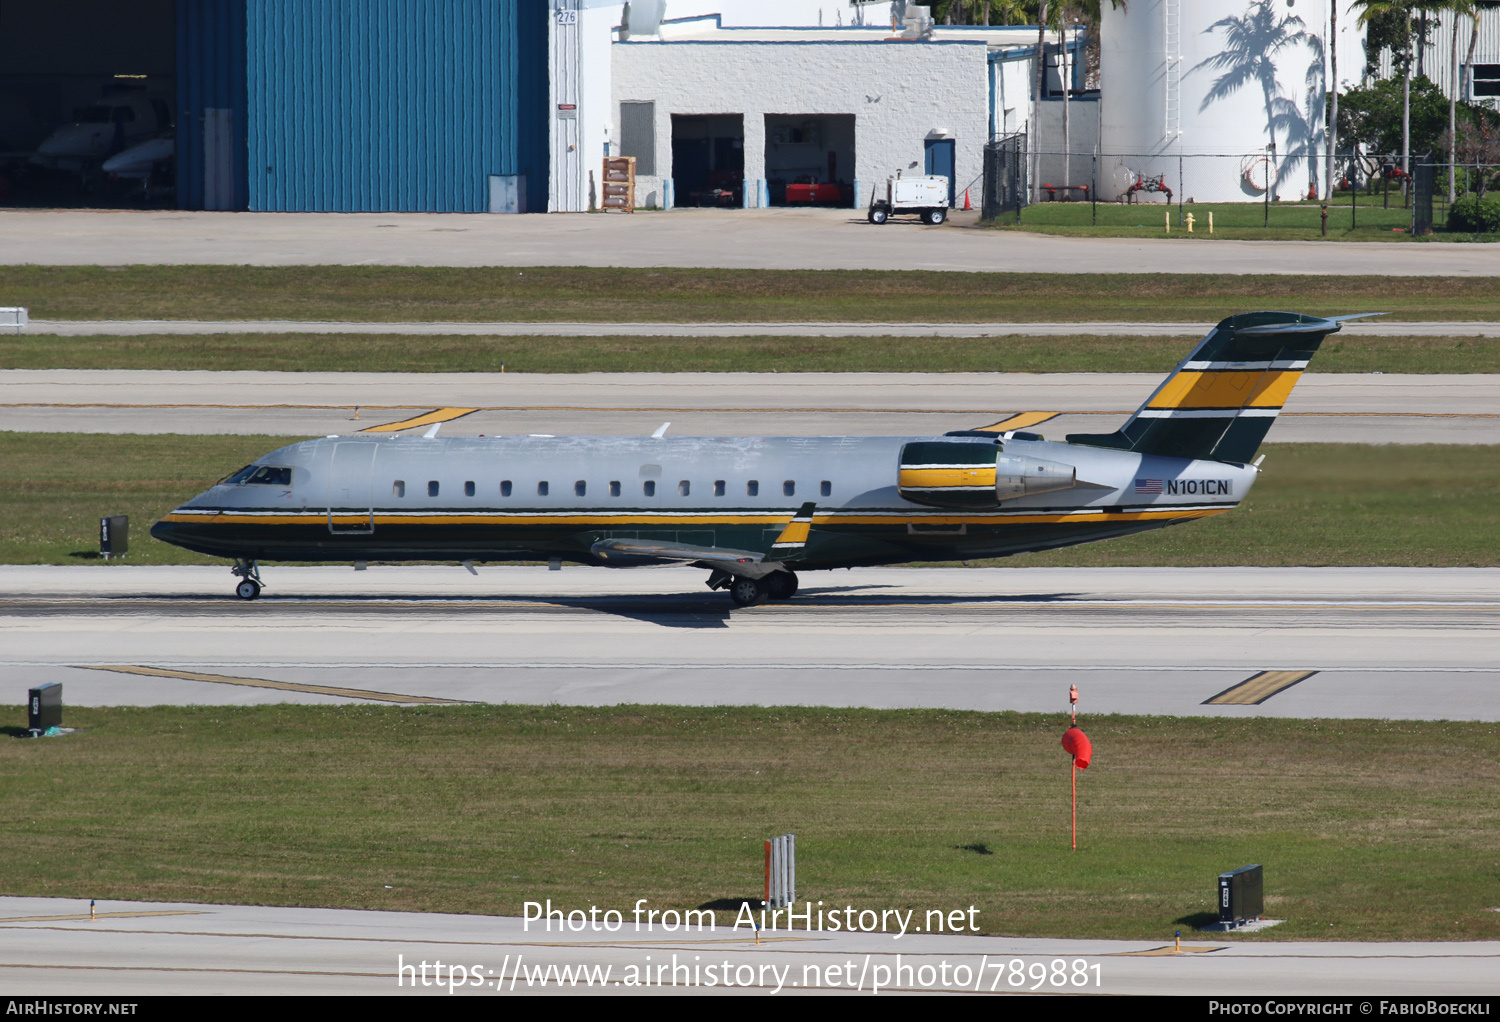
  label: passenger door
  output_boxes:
[327,442,376,535]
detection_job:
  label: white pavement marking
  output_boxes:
[3,566,1497,719]
[1,207,1495,274]
[21,319,1500,337]
[0,897,1494,996]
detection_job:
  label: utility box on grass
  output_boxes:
[1218,864,1264,927]
[29,683,62,734]
[100,515,128,560]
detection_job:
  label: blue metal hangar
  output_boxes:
[0,0,548,212]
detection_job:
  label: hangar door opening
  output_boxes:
[0,0,177,209]
[765,114,854,208]
[670,114,742,207]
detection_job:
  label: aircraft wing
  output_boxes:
[590,503,818,579]
[590,536,765,567]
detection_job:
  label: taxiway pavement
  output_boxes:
[1,208,1493,274]
[4,369,1496,442]
[19,319,1500,336]
[3,566,1496,720]
[0,896,1493,996]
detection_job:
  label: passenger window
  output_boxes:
[784,480,795,497]
[428,481,439,497]
[643,480,656,497]
[678,480,690,497]
[464,481,475,497]
[575,480,587,497]
[500,480,512,497]
[609,481,621,497]
[538,481,549,496]
[393,480,405,498]
[820,480,832,497]
[747,480,759,497]
[714,480,725,497]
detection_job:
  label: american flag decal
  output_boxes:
[1135,478,1163,495]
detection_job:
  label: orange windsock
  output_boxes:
[1062,727,1092,770]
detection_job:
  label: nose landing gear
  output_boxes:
[232,559,263,600]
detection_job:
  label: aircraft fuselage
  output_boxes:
[151,433,1256,569]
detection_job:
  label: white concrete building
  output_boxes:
[551,1,1050,213]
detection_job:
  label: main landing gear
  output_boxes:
[232,559,263,600]
[708,569,799,607]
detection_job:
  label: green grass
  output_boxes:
[3,266,1500,322]
[4,705,1497,941]
[989,198,1499,242]
[2,436,1496,567]
[3,332,1498,374]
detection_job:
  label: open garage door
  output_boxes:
[670,114,743,207]
[764,114,854,208]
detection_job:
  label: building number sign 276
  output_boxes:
[556,10,577,25]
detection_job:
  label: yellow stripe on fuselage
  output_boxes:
[163,507,1231,528]
[1148,370,1301,410]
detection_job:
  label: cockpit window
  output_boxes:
[222,465,258,484]
[246,466,292,486]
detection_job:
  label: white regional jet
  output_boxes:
[153,312,1344,605]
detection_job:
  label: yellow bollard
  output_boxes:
[1209,211,1214,234]
[1185,212,1196,233]
[1165,209,1171,233]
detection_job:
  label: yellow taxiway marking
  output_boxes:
[360,406,480,433]
[1205,670,1318,705]
[0,911,202,924]
[79,665,464,705]
[1109,945,1228,957]
[971,411,1061,432]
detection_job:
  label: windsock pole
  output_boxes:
[1069,685,1080,849]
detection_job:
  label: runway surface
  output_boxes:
[4,370,1497,442]
[1,207,1493,274]
[19,319,1500,336]
[4,566,1496,720]
[0,896,1493,996]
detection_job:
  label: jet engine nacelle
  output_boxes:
[995,454,1077,500]
[898,441,1076,508]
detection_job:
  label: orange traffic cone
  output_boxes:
[962,189,971,211]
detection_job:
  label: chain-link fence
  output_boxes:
[981,133,1027,223]
[981,144,1500,237]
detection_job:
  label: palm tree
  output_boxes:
[1194,0,1311,194]
[1350,1,1450,178]
[1441,0,1481,201]
[1327,0,1338,199]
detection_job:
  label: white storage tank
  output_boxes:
[1099,0,1335,203]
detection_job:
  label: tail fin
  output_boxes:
[1065,311,1344,464]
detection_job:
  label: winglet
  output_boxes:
[770,502,817,555]
[651,422,671,438]
[422,422,442,438]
